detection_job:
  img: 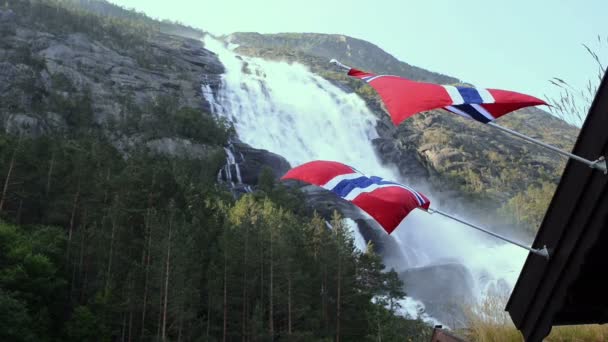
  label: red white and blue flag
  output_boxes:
[281,160,430,234]
[346,67,547,126]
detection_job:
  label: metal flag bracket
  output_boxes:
[590,156,607,174]
[329,59,351,71]
[426,208,550,260]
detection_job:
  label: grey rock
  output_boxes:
[233,142,291,181]
[146,137,215,160]
[4,28,225,127]
[372,137,430,179]
[43,112,68,131]
[2,111,66,138]
[2,16,227,165]
[5,113,44,137]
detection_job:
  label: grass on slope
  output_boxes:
[462,291,608,342]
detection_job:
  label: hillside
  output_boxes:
[226,32,459,84]
[70,0,205,39]
[226,32,580,235]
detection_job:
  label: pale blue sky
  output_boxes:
[110,0,606,119]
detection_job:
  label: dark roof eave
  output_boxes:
[506,69,608,341]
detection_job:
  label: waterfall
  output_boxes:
[202,36,527,325]
[344,218,368,253]
[223,146,243,183]
[217,143,253,193]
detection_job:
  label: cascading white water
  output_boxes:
[202,36,527,323]
[344,218,368,253]
[223,146,243,184]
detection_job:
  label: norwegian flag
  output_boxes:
[281,160,430,234]
[346,67,547,126]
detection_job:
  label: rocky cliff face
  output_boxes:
[0,6,221,137]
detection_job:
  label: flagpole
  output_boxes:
[426,208,550,259]
[487,122,607,174]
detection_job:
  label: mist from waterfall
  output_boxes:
[202,36,528,323]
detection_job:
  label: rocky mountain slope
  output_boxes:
[226,32,459,84]
[1,1,227,155]
[225,32,580,234]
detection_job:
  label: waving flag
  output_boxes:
[281,160,430,234]
[336,61,547,126]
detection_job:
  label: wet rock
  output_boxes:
[217,141,291,188]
